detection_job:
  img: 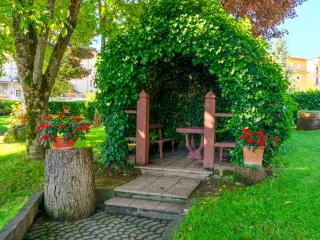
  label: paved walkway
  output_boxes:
[24,211,169,240]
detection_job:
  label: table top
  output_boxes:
[176,127,204,134]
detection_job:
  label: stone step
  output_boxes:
[113,175,201,203]
[104,197,185,220]
[136,166,211,179]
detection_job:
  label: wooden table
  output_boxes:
[176,127,204,160]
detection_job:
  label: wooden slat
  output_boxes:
[149,123,163,130]
[127,137,137,141]
[124,110,137,114]
[215,113,233,118]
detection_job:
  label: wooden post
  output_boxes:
[136,90,150,165]
[203,91,216,169]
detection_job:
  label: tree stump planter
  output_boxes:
[235,166,266,185]
[44,148,96,221]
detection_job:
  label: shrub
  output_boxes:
[0,99,20,115]
[95,0,294,166]
[291,91,320,111]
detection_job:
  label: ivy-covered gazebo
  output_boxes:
[95,0,293,167]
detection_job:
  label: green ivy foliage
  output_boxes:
[95,0,294,166]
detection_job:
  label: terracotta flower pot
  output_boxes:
[53,137,77,150]
[243,146,264,168]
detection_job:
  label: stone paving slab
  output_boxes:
[24,211,169,240]
[114,175,201,199]
[105,197,184,213]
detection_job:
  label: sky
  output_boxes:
[281,0,320,59]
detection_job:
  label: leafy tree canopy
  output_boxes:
[221,0,306,39]
[96,0,295,166]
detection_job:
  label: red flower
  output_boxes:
[41,135,47,140]
[36,128,40,134]
[41,123,46,129]
[274,135,279,143]
[71,116,76,121]
[48,116,53,121]
[68,133,73,138]
[57,113,64,119]
[77,117,82,121]
[60,124,65,129]
[47,134,52,139]
[257,130,264,138]
[256,140,265,147]
[76,127,81,131]
[241,133,249,139]
[247,138,255,144]
[45,124,51,129]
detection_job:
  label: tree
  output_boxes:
[97,0,146,50]
[271,38,295,91]
[51,47,94,97]
[221,0,306,39]
[0,0,97,159]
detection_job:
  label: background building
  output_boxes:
[0,53,97,100]
[0,57,23,100]
[287,56,320,91]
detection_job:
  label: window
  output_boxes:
[16,90,21,97]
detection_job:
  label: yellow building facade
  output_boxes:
[287,56,320,91]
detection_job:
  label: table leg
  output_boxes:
[186,134,204,160]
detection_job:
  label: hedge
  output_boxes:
[0,99,19,115]
[291,91,320,111]
[0,99,96,121]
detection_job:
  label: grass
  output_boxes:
[175,130,320,240]
[0,115,10,133]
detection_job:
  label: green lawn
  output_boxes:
[0,116,10,133]
[175,130,320,240]
[0,125,105,230]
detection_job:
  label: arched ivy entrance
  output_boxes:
[96,0,293,166]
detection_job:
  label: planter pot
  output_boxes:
[243,146,264,168]
[19,119,28,124]
[53,137,77,150]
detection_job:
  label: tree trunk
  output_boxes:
[24,84,50,160]
[44,147,96,221]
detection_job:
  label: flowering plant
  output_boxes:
[36,113,91,146]
[240,128,278,148]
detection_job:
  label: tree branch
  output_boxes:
[44,0,82,90]
[32,0,55,84]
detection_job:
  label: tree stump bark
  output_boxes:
[235,166,266,185]
[44,147,96,221]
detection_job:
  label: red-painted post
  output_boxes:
[203,91,216,169]
[136,90,150,165]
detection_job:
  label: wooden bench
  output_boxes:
[149,124,175,159]
[127,124,175,159]
[214,141,235,162]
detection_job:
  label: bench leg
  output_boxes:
[171,140,175,153]
[158,142,164,159]
[219,147,223,162]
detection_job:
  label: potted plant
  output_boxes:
[36,113,91,150]
[240,129,278,168]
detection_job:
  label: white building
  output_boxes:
[307,57,320,87]
[0,57,23,100]
[0,51,97,100]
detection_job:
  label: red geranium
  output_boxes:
[36,113,91,147]
[240,128,278,148]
